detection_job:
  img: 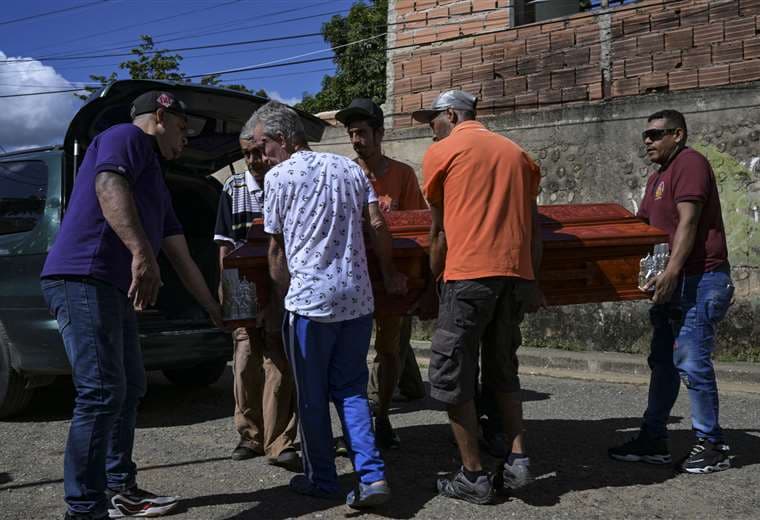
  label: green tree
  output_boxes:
[198,73,263,96]
[79,35,252,100]
[296,0,387,113]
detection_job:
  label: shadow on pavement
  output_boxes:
[504,418,760,507]
[6,367,236,427]
[388,385,551,417]
[179,474,359,519]
[0,456,230,492]
[180,390,760,517]
[136,368,235,428]
[0,472,11,484]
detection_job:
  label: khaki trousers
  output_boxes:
[233,326,297,458]
[368,316,425,404]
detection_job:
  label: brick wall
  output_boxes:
[388,0,760,127]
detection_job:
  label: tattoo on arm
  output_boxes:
[95,172,151,257]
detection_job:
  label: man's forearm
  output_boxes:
[218,243,232,303]
[429,204,446,279]
[268,235,290,300]
[363,203,396,278]
[665,219,698,275]
[95,172,153,257]
[163,235,216,309]
[219,244,232,272]
[370,224,396,279]
[429,231,447,280]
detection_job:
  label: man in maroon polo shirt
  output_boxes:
[608,109,735,474]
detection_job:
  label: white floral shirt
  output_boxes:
[264,151,378,322]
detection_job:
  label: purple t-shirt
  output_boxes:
[637,147,728,275]
[42,123,183,293]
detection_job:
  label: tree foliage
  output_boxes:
[197,73,267,97]
[79,35,256,100]
[296,0,387,113]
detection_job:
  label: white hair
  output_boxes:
[241,100,304,145]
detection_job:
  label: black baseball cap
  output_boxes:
[335,98,384,127]
[130,90,206,136]
[130,91,188,120]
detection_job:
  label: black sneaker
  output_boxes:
[375,416,400,450]
[680,439,731,474]
[608,433,672,464]
[106,487,179,518]
[436,468,495,505]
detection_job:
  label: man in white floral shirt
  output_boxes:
[250,101,406,509]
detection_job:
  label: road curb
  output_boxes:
[409,341,760,393]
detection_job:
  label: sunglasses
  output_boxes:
[642,128,677,142]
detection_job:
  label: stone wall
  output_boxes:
[386,0,760,129]
[313,84,760,361]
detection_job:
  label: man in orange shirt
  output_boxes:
[413,90,543,504]
[335,98,428,450]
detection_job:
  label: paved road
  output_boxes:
[1,369,759,519]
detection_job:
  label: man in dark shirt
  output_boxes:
[41,91,224,519]
[214,120,298,470]
[608,109,735,474]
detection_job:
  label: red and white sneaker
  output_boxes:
[106,487,179,518]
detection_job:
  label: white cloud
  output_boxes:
[0,51,86,152]
[267,90,301,107]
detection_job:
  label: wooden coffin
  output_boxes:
[222,203,667,327]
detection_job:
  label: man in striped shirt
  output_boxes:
[214,122,299,470]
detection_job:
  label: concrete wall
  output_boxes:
[387,0,760,129]
[313,84,760,361]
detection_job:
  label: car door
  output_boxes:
[0,149,71,374]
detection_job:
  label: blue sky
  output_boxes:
[0,0,357,150]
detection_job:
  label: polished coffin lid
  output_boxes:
[222,203,668,325]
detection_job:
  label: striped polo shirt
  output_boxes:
[214,170,264,249]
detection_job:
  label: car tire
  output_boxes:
[0,334,34,419]
[162,358,228,387]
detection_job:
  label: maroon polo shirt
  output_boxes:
[637,147,728,275]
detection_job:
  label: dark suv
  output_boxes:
[0,80,326,418]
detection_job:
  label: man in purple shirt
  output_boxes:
[608,109,735,475]
[41,91,224,520]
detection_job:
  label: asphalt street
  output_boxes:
[1,367,759,520]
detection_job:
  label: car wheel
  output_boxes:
[162,358,228,387]
[0,335,34,419]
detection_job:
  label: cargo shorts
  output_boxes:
[428,277,528,405]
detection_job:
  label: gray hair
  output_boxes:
[240,100,304,145]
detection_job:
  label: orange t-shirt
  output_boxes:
[365,158,428,212]
[422,120,541,282]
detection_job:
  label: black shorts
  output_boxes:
[428,277,527,405]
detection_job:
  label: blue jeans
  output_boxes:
[283,312,385,494]
[642,266,734,444]
[41,277,146,517]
